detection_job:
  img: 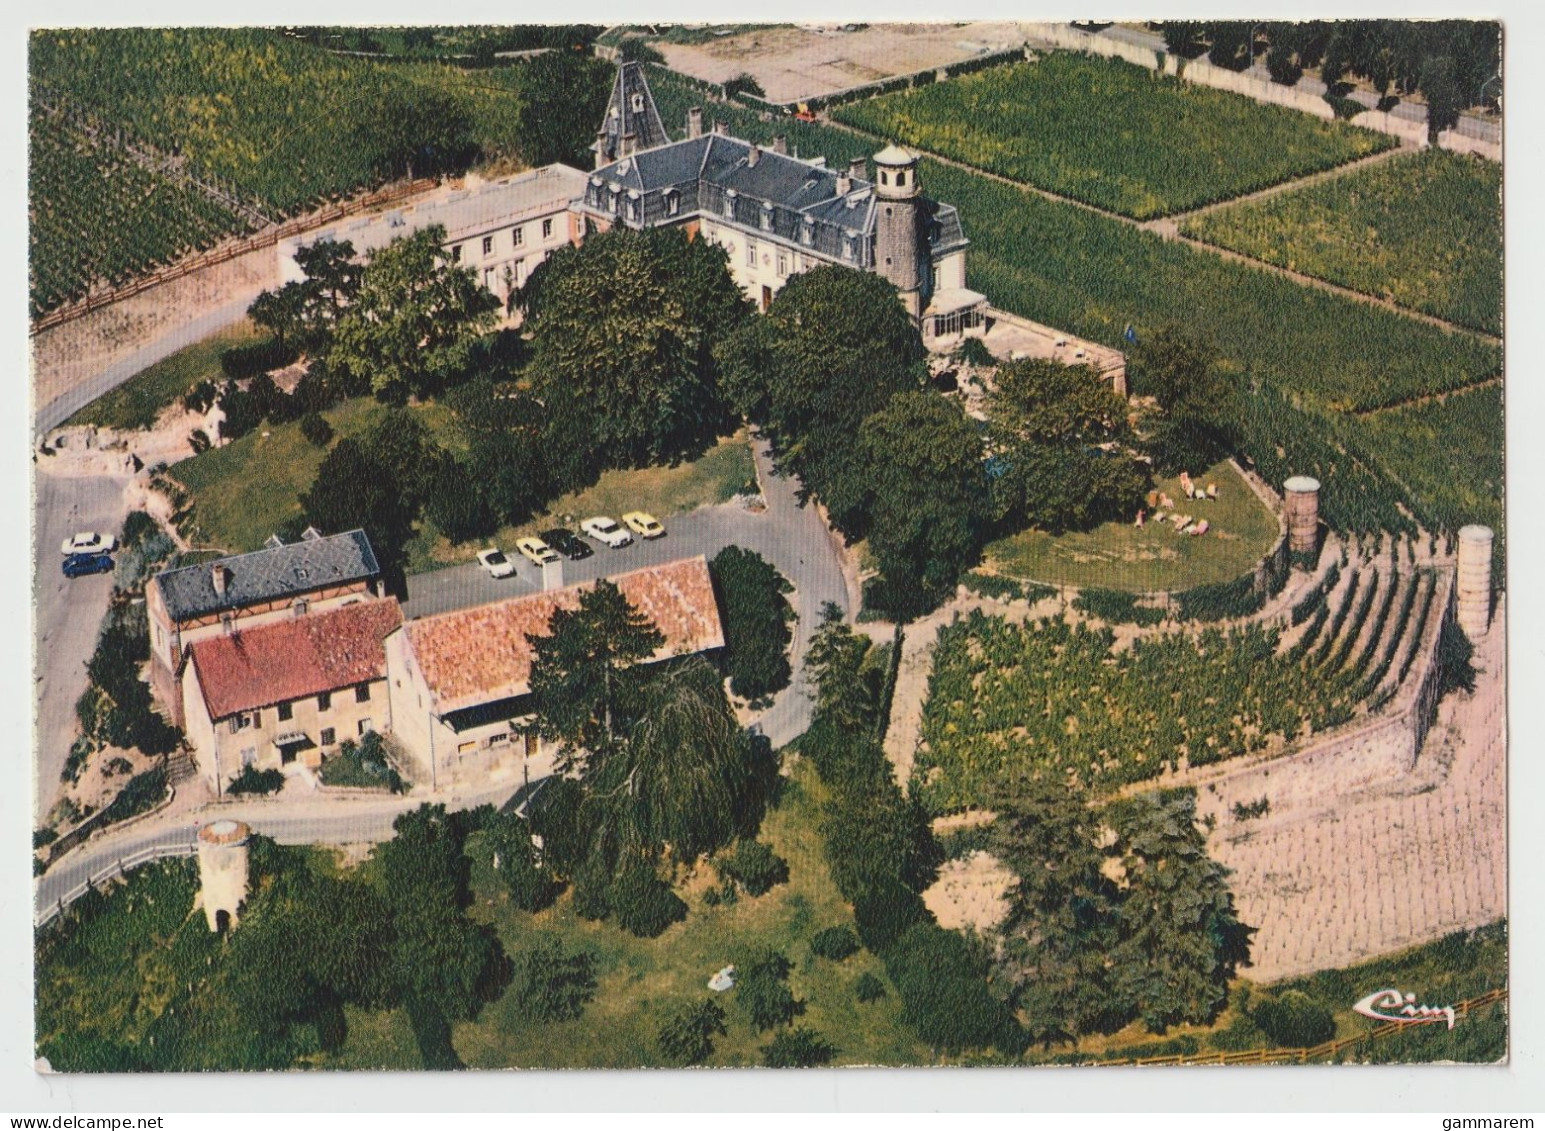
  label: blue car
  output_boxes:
[62,552,113,578]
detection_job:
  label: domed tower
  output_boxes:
[872,143,924,320]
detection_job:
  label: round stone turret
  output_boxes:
[1456,524,1494,640]
[197,819,251,933]
[872,144,923,315]
[1283,476,1321,558]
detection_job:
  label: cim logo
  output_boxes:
[1352,988,1457,1029]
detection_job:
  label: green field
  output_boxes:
[832,54,1395,220]
[29,108,251,317]
[985,460,1280,591]
[1184,149,1503,335]
[65,322,262,431]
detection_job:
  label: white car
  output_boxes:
[581,515,633,549]
[476,548,516,578]
[60,532,116,556]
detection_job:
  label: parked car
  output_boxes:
[580,515,633,549]
[540,528,594,561]
[516,536,562,566]
[622,511,665,539]
[60,532,116,556]
[476,548,516,578]
[62,552,114,578]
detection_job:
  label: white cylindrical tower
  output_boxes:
[1456,524,1494,640]
[197,819,251,933]
[1283,476,1321,558]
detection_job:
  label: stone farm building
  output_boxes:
[146,528,383,727]
[279,61,988,344]
[181,598,403,790]
[385,555,725,794]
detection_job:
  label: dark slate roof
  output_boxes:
[596,62,670,164]
[155,530,380,622]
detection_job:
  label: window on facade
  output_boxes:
[291,598,309,617]
[451,245,462,262]
[746,240,757,267]
[482,235,494,256]
[513,226,526,248]
[458,741,476,754]
[220,613,234,634]
[932,264,941,290]
[318,691,332,711]
[277,701,293,722]
[896,170,907,187]
[359,719,373,736]
[541,218,553,239]
[355,683,371,703]
[489,732,510,746]
[228,718,241,736]
[777,251,788,276]
[320,726,336,746]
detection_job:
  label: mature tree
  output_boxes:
[300,437,418,587]
[521,226,750,465]
[362,87,477,181]
[292,237,363,347]
[802,607,883,737]
[709,545,795,700]
[989,777,1125,1046]
[1421,55,1462,141]
[1204,22,1252,71]
[1105,791,1255,1033]
[360,409,440,511]
[854,391,990,619]
[449,379,562,525]
[606,656,762,862]
[884,924,1024,1055]
[657,999,728,1066]
[247,283,307,352]
[1160,21,1206,59]
[421,452,494,545]
[716,266,925,529]
[510,940,597,1022]
[1128,324,1243,474]
[526,579,665,767]
[985,359,1149,535]
[483,809,562,912]
[326,225,499,403]
[515,52,613,168]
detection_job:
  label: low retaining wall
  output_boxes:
[1143,567,1456,826]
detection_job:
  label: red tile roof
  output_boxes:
[188,598,403,720]
[403,556,725,712]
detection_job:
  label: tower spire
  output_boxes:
[595,61,669,168]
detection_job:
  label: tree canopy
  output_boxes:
[1128,323,1243,474]
[326,224,499,403]
[985,358,1149,534]
[521,225,751,466]
[515,52,613,168]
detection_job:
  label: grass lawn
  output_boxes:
[167,397,456,554]
[1183,149,1503,335]
[411,429,757,570]
[984,459,1280,592]
[324,762,931,1069]
[832,53,1394,220]
[64,321,263,431]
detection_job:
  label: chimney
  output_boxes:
[747,144,760,168]
[836,173,851,196]
[687,107,703,138]
[541,558,564,593]
[714,120,729,136]
[848,156,867,182]
[772,134,787,155]
[211,564,228,597]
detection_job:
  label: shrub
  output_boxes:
[188,429,212,454]
[33,827,59,850]
[656,998,727,1066]
[851,880,929,954]
[714,839,789,898]
[960,571,1023,602]
[884,922,1025,1055]
[853,972,887,1003]
[1252,991,1336,1048]
[809,926,859,962]
[735,948,803,1032]
[1073,587,1165,626]
[513,940,597,1022]
[183,379,218,414]
[98,766,168,826]
[610,862,687,938]
[762,1027,836,1068]
[226,766,285,796]
[1230,797,1270,821]
[299,412,334,447]
[956,336,996,369]
[1174,575,1263,622]
[709,546,795,700]
[724,73,766,102]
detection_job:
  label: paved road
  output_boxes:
[405,437,848,747]
[33,296,255,439]
[32,468,134,822]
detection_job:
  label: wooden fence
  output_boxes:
[30,176,437,335]
[1099,987,1508,1067]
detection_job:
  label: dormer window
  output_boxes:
[800,221,814,247]
[759,203,773,232]
[630,92,645,113]
[723,189,736,219]
[665,189,680,217]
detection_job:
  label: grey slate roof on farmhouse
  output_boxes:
[155,529,379,621]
